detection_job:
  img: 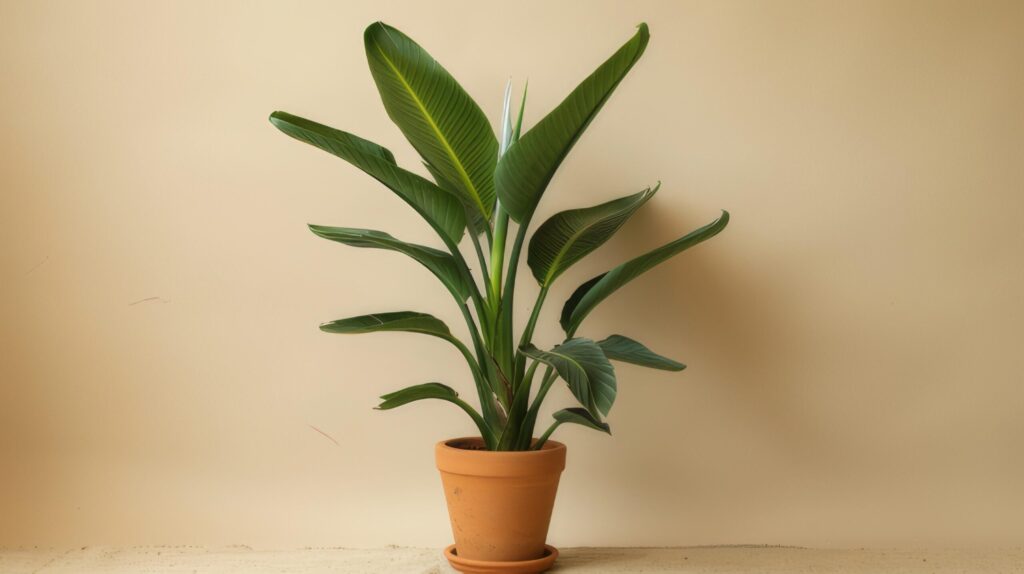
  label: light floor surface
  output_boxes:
[1,546,1021,573]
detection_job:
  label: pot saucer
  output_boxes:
[443,544,558,573]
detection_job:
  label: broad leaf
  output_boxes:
[308,226,472,301]
[495,23,650,222]
[365,22,498,223]
[520,338,617,417]
[376,382,460,410]
[561,210,730,334]
[320,311,456,342]
[553,408,611,434]
[598,335,685,371]
[528,184,658,287]
[269,112,466,243]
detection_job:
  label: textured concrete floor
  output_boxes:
[1,546,1022,573]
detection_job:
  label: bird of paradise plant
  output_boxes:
[270,21,729,451]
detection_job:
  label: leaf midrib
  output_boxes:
[373,41,488,219]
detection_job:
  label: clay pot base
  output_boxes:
[443,544,558,573]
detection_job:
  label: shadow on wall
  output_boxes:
[561,198,835,520]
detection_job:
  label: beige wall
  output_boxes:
[2,0,1023,549]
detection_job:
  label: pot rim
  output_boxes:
[436,436,566,477]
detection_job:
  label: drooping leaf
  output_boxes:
[376,382,460,410]
[364,22,498,223]
[269,112,465,243]
[308,226,472,301]
[320,311,456,341]
[553,408,611,434]
[561,211,730,334]
[376,382,495,448]
[520,338,617,417]
[528,184,658,287]
[495,23,650,222]
[598,335,685,371]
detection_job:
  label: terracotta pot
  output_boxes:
[435,437,566,567]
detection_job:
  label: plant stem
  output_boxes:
[500,208,539,378]
[516,366,558,449]
[495,360,538,450]
[465,223,491,318]
[453,397,496,448]
[519,286,548,350]
[533,419,560,450]
[488,205,509,309]
[458,303,502,428]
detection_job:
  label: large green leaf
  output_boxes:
[528,184,658,287]
[269,111,466,243]
[308,226,472,301]
[561,210,730,334]
[365,22,498,223]
[598,335,685,371]
[520,338,617,417]
[553,408,611,434]
[495,23,650,222]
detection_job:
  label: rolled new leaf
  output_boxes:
[495,23,650,222]
[269,112,466,243]
[561,210,730,335]
[598,335,685,371]
[365,22,498,224]
[308,226,473,301]
[520,338,617,418]
[528,184,658,287]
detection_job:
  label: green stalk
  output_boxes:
[533,419,559,450]
[500,221,530,384]
[457,303,501,431]
[452,397,497,448]
[488,205,509,309]
[516,366,558,449]
[466,223,492,327]
[485,80,518,388]
[519,286,548,350]
[496,360,539,450]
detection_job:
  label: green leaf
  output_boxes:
[598,335,685,371]
[423,160,488,234]
[320,311,455,341]
[561,210,730,334]
[553,408,611,434]
[269,111,466,243]
[520,338,617,417]
[528,184,658,287]
[308,226,472,301]
[365,22,498,223]
[376,382,460,410]
[495,23,650,222]
[376,382,496,448]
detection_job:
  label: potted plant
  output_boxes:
[270,20,728,574]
